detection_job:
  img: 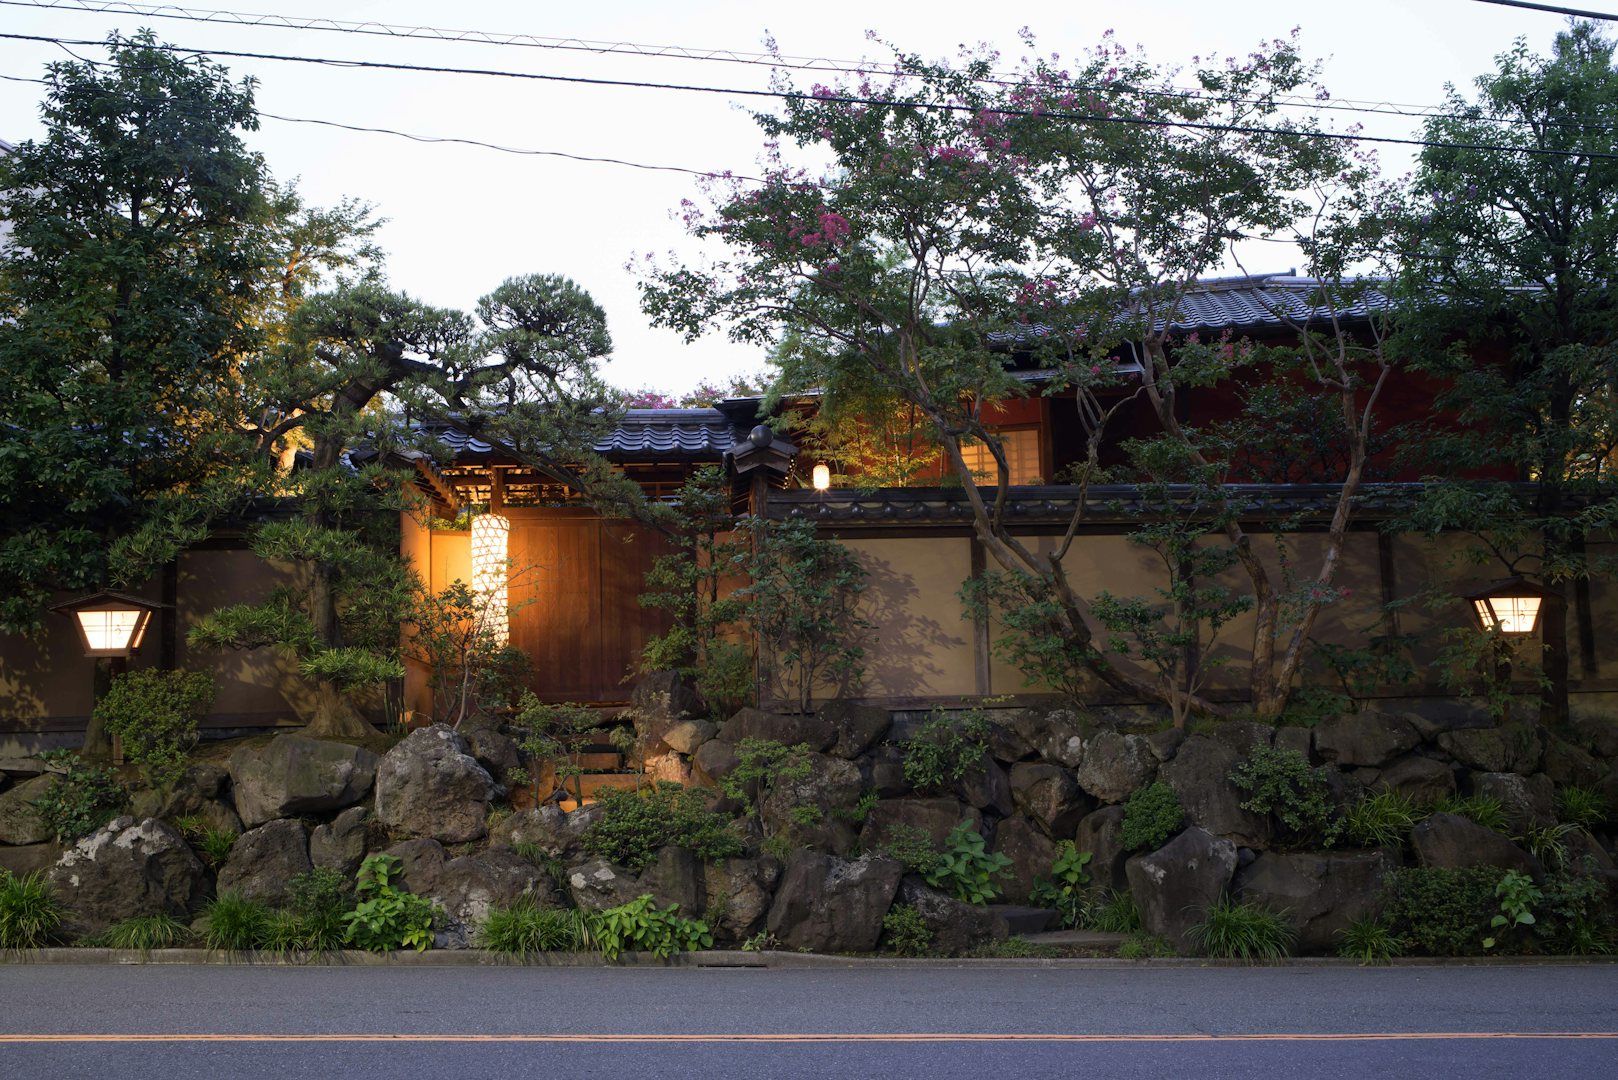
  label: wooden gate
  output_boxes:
[505,509,675,704]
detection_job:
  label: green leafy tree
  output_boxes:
[0,32,279,632]
[1396,22,1618,725]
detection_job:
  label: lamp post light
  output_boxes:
[50,591,170,760]
[1462,576,1553,636]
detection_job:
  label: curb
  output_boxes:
[3,948,1615,969]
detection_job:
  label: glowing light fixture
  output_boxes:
[51,591,163,658]
[812,463,831,491]
[1464,576,1551,636]
[470,512,511,645]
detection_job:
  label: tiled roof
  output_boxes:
[431,408,743,463]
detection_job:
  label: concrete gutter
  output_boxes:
[2,948,1614,969]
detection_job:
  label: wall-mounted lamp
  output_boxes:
[51,590,171,759]
[1463,576,1552,636]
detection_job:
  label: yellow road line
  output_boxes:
[1,1032,1615,1044]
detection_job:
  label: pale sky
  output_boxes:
[0,0,1604,392]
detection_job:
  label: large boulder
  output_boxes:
[1209,721,1275,756]
[721,707,836,753]
[1125,825,1238,955]
[129,764,242,835]
[860,798,980,851]
[0,774,56,845]
[703,856,782,943]
[1074,805,1131,891]
[897,876,1007,955]
[426,849,558,934]
[1438,725,1543,775]
[1009,704,1089,768]
[761,753,862,854]
[860,744,911,798]
[1158,736,1270,848]
[1374,754,1457,804]
[985,716,1036,764]
[989,815,1057,905]
[216,819,311,906]
[662,719,719,757]
[1009,763,1091,839]
[820,701,891,760]
[1233,850,1395,955]
[457,718,522,789]
[1314,713,1421,769]
[955,753,1013,817]
[566,857,645,913]
[1074,731,1157,804]
[228,734,379,828]
[630,672,706,750]
[1471,772,1557,830]
[691,740,740,789]
[1410,812,1539,877]
[375,725,496,843]
[492,804,603,862]
[1542,736,1607,789]
[638,845,705,916]
[309,806,369,877]
[766,851,903,953]
[0,842,61,878]
[48,817,208,936]
[1568,714,1618,761]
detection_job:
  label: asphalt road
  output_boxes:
[2,961,1615,1079]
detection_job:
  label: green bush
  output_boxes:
[93,913,191,950]
[720,738,812,827]
[585,894,712,961]
[0,870,63,948]
[1556,785,1609,830]
[278,867,351,952]
[1342,790,1424,849]
[1536,864,1615,955]
[342,854,437,952]
[1188,896,1294,961]
[871,822,942,878]
[901,711,990,795]
[582,783,744,872]
[94,668,214,788]
[1229,746,1340,847]
[1120,782,1184,852]
[201,892,271,951]
[1383,865,1501,956]
[29,749,127,842]
[1028,841,1094,929]
[881,903,932,957]
[923,821,1011,906]
[479,897,583,955]
[1336,918,1402,963]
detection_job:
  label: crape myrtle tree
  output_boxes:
[641,30,1395,720]
[190,275,619,738]
[1396,22,1618,726]
[0,32,279,632]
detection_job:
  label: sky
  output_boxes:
[0,0,1607,393]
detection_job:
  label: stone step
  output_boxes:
[565,751,623,771]
[988,905,1057,937]
[571,772,644,797]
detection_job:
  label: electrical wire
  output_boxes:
[3,31,1616,161]
[1469,0,1618,21]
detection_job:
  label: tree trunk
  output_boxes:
[302,681,378,740]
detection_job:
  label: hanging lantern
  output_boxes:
[812,463,831,491]
[470,513,511,645]
[51,591,166,658]
[1463,576,1552,636]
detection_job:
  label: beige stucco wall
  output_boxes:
[840,536,977,700]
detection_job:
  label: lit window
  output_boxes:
[959,428,1042,485]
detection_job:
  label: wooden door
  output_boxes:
[506,511,674,703]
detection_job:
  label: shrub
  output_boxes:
[1120,782,1184,852]
[1029,841,1094,929]
[1536,864,1615,955]
[1336,918,1402,963]
[1188,896,1294,961]
[901,710,990,796]
[29,749,127,842]
[0,870,63,948]
[1229,746,1340,847]
[871,823,941,878]
[1482,869,1541,950]
[1085,889,1143,934]
[479,897,583,955]
[582,784,743,872]
[880,903,932,957]
[923,821,1011,906]
[276,867,351,953]
[1382,865,1500,956]
[94,913,191,951]
[586,894,712,961]
[94,668,214,788]
[1342,790,1423,849]
[342,854,437,952]
[720,738,812,828]
[201,892,270,951]
[1432,793,1509,833]
[1118,933,1174,959]
[1556,785,1609,830]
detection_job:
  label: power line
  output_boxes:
[4,31,1617,162]
[1470,0,1618,21]
[2,0,1612,135]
